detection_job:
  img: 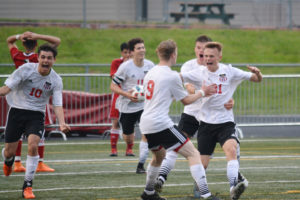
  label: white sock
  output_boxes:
[190,164,211,197]
[158,150,178,181]
[24,155,39,182]
[227,160,239,188]
[139,141,149,164]
[145,164,160,192]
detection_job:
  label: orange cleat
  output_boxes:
[125,149,135,156]
[13,161,26,172]
[110,148,118,157]
[3,163,12,176]
[36,162,55,172]
[22,187,35,199]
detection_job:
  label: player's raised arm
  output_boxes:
[247,65,263,82]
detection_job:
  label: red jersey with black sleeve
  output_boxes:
[10,47,38,69]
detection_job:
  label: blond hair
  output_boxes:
[156,39,177,61]
[204,42,223,52]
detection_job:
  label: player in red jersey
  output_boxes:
[6,31,61,173]
[109,42,130,156]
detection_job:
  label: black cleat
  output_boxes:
[136,166,146,174]
[141,191,166,200]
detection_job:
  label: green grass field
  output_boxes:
[1,137,300,200]
[1,27,300,75]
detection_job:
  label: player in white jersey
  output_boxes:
[154,36,238,196]
[0,44,70,199]
[140,40,220,200]
[181,42,262,200]
[110,38,154,173]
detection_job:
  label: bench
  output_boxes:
[170,12,234,24]
[170,2,234,25]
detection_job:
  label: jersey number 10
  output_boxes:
[29,88,43,98]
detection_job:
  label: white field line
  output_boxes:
[4,165,300,178]
[28,155,300,163]
[1,180,300,193]
[2,138,299,146]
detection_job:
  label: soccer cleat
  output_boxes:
[136,166,146,174]
[14,161,26,172]
[141,191,166,200]
[230,172,249,200]
[154,178,164,193]
[3,163,13,176]
[230,181,248,200]
[203,195,221,200]
[125,149,135,156]
[22,187,35,199]
[193,182,201,198]
[36,162,55,172]
[110,148,118,157]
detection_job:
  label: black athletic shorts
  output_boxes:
[145,125,188,151]
[178,113,199,138]
[119,110,143,135]
[5,107,45,143]
[197,121,239,155]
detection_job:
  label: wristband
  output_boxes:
[16,34,20,40]
[199,89,205,97]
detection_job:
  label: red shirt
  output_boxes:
[110,58,125,77]
[10,47,38,69]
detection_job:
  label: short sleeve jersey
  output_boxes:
[182,63,252,124]
[10,47,38,69]
[180,58,206,117]
[110,58,124,77]
[140,65,188,134]
[5,63,63,113]
[112,59,154,113]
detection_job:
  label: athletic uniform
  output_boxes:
[4,63,63,143]
[182,63,252,153]
[178,58,205,137]
[109,58,125,119]
[140,65,189,150]
[10,47,38,69]
[112,59,154,135]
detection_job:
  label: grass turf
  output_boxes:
[1,137,300,200]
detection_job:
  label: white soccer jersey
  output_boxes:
[5,63,63,113]
[112,59,154,113]
[180,58,206,117]
[140,65,188,134]
[182,63,252,124]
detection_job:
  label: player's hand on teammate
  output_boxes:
[60,123,71,133]
[224,98,234,110]
[201,83,217,97]
[185,83,196,94]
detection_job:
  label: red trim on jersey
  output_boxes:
[174,138,190,152]
[10,47,38,69]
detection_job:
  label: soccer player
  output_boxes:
[181,42,262,200]
[110,38,153,171]
[109,42,130,156]
[6,31,61,173]
[140,39,220,200]
[1,43,70,199]
[154,35,237,195]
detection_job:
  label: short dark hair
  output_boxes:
[128,38,144,51]
[38,43,57,58]
[23,38,37,51]
[120,42,129,51]
[195,35,212,43]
